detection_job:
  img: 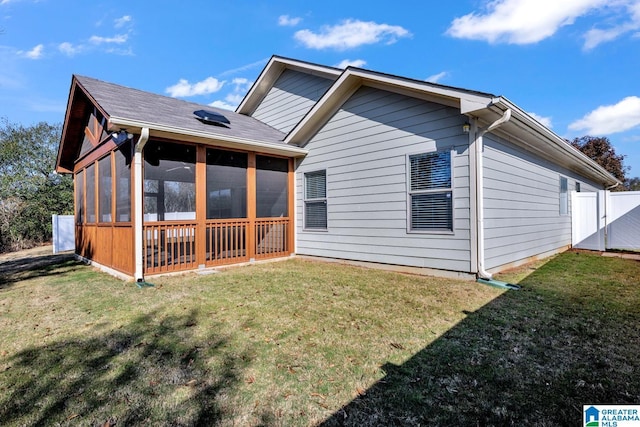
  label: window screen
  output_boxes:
[256,155,288,218]
[408,151,453,231]
[85,163,96,223]
[206,149,247,219]
[304,170,327,229]
[98,155,112,223]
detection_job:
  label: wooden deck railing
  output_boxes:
[255,218,289,259]
[143,222,197,274]
[144,217,290,273]
[205,219,250,266]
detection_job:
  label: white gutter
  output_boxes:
[475,108,512,280]
[134,127,150,282]
[108,117,308,157]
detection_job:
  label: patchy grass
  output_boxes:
[0,250,639,426]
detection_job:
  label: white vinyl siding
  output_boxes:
[304,170,327,230]
[482,133,601,270]
[408,151,453,232]
[252,69,334,133]
[295,85,471,272]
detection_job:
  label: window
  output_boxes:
[408,151,453,232]
[560,176,568,215]
[256,155,288,218]
[206,149,247,219]
[304,170,327,229]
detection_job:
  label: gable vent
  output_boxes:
[193,109,230,127]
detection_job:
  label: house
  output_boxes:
[56,56,619,282]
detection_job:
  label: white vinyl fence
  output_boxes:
[52,214,75,254]
[572,191,640,251]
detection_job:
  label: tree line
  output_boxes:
[0,120,638,254]
[0,119,73,253]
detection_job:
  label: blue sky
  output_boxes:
[1,0,640,177]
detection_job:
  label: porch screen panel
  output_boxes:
[256,155,288,218]
[115,141,131,222]
[144,141,196,221]
[206,149,247,219]
[86,163,96,223]
[98,155,112,223]
[76,171,84,224]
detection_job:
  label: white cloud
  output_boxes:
[569,96,640,134]
[278,14,302,26]
[19,44,43,59]
[218,58,269,77]
[583,1,640,50]
[335,58,366,68]
[165,77,225,97]
[90,34,128,44]
[58,42,83,56]
[447,0,610,44]
[425,71,448,83]
[294,19,411,50]
[114,15,132,29]
[208,78,254,110]
[232,77,252,93]
[528,112,553,128]
[208,100,237,111]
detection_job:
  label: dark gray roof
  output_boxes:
[75,75,286,144]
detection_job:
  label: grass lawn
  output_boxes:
[1,250,639,426]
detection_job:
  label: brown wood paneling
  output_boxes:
[95,226,113,266]
[77,225,97,259]
[112,225,134,275]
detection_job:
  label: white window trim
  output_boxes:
[303,169,328,231]
[406,149,455,234]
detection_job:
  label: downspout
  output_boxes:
[475,109,512,281]
[134,127,150,282]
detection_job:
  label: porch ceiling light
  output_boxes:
[111,130,133,145]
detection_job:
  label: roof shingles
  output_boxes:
[75,75,286,145]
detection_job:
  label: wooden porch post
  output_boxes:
[247,153,256,261]
[196,146,207,268]
[288,158,295,255]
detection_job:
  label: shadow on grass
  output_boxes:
[321,254,640,426]
[0,309,251,426]
[0,252,78,290]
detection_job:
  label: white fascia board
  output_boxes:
[108,116,308,157]
[491,98,620,186]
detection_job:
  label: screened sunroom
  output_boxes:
[57,75,305,281]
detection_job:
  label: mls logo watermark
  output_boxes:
[584,405,640,427]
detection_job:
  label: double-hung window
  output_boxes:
[304,170,327,230]
[408,151,453,232]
